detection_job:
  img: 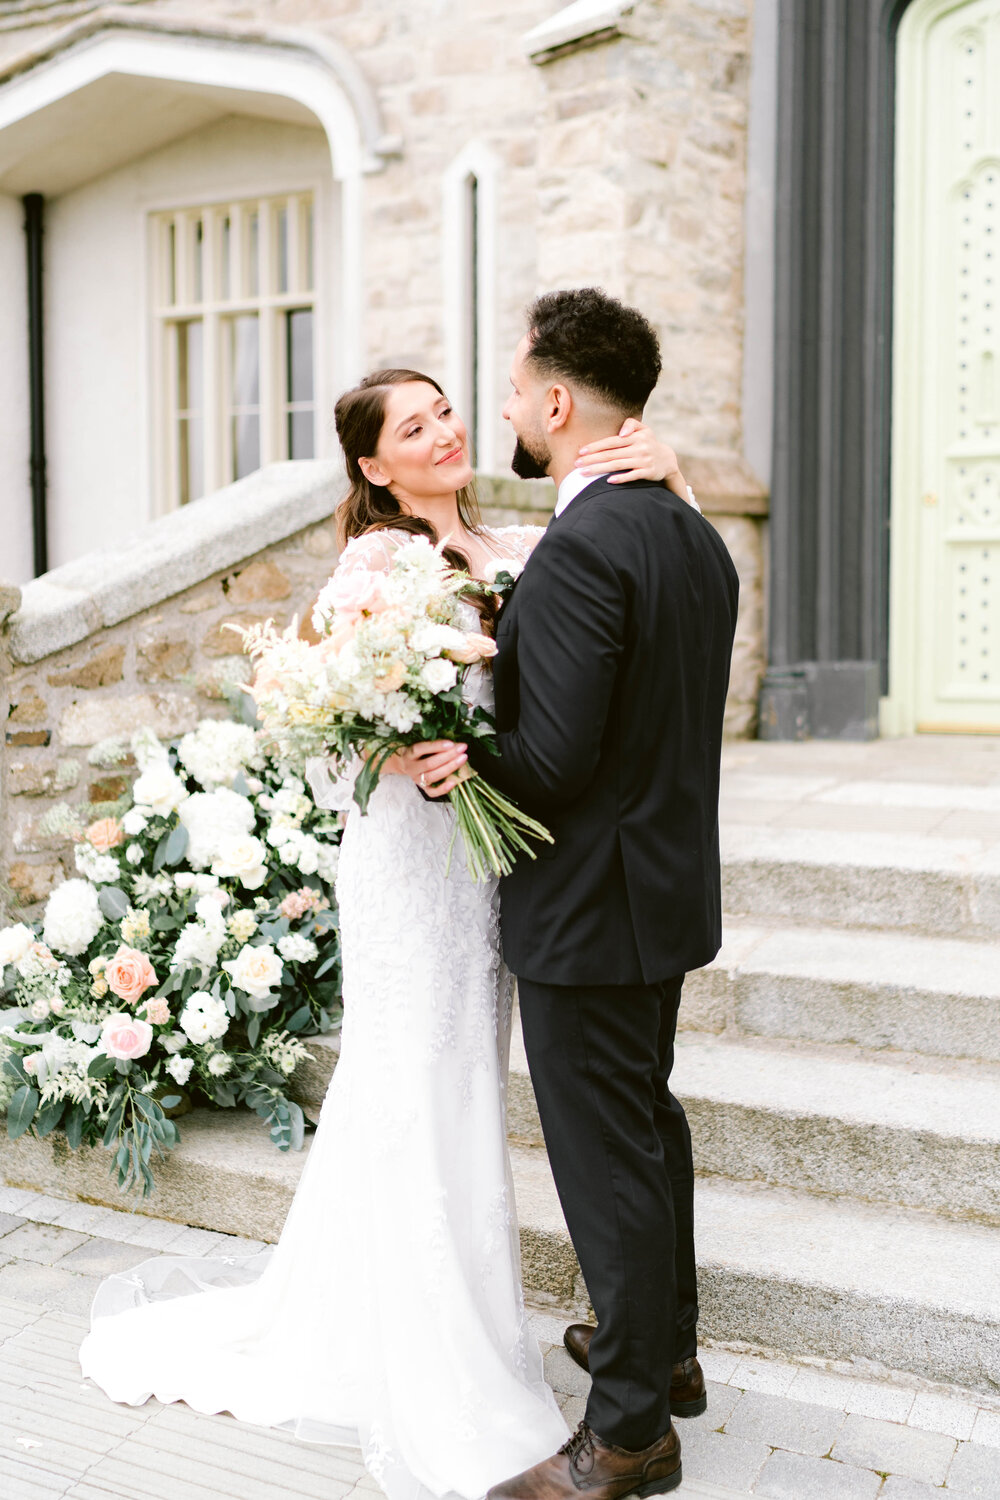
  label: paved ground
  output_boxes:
[2,1189,999,1499]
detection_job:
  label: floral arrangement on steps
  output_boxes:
[0,717,343,1198]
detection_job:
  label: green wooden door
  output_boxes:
[890,0,1000,733]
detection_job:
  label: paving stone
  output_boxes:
[753,1450,881,1498]
[946,1439,1000,1494]
[724,1388,846,1456]
[0,1454,68,1496]
[678,1426,769,1491]
[562,1394,586,1425]
[0,1212,26,1238]
[0,1188,45,1216]
[543,1343,591,1397]
[0,1222,91,1265]
[55,1237,155,1277]
[0,1259,97,1316]
[730,1354,800,1397]
[832,1415,955,1486]
[695,1380,742,1429]
[879,1477,951,1498]
[970,1407,1000,1448]
[786,1368,915,1423]
[907,1390,978,1440]
[699,1347,742,1384]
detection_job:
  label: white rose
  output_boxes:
[208,1052,233,1077]
[122,808,149,836]
[0,923,35,968]
[49,994,66,1017]
[29,998,51,1021]
[126,844,144,866]
[165,1054,194,1086]
[131,764,189,817]
[222,943,284,999]
[482,557,523,584]
[42,879,103,956]
[211,835,268,890]
[278,933,318,963]
[420,657,458,694]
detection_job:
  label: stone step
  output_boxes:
[672,1035,1000,1224]
[5,1110,998,1396]
[721,824,1000,938]
[683,921,1000,1063]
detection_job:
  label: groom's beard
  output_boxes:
[510,434,551,480]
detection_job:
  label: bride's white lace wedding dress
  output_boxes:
[78,525,567,1500]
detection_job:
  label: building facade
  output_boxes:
[0,0,996,738]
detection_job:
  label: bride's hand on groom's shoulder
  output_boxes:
[576,418,695,504]
[386,740,468,799]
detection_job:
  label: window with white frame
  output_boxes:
[443,144,497,474]
[152,193,316,508]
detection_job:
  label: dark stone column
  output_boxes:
[763,0,913,738]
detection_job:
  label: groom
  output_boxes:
[478,288,737,1497]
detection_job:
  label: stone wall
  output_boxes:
[2,458,763,919]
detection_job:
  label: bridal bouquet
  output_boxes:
[237,535,552,881]
[0,717,343,1199]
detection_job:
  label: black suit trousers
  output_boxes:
[517,975,697,1451]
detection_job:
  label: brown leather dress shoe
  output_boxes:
[487,1421,681,1500]
[563,1326,708,1419]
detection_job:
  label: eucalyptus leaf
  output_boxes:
[151,830,172,872]
[314,953,339,979]
[65,1105,85,1151]
[98,887,129,921]
[71,1021,103,1046]
[231,770,251,796]
[34,1099,66,1138]
[88,1054,116,1079]
[158,1094,182,1110]
[163,823,189,866]
[285,1005,311,1032]
[7,1084,39,1140]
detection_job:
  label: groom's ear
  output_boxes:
[359,456,391,487]
[544,383,573,434]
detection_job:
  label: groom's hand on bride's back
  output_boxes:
[387,741,467,798]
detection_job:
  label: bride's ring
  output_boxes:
[419,772,426,788]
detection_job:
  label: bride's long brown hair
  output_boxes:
[334,368,496,626]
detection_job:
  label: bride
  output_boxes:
[78,367,691,1500]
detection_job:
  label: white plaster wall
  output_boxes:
[45,114,332,569]
[0,192,32,584]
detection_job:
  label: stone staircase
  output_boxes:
[4,739,1000,1395]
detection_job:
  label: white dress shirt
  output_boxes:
[554,469,701,520]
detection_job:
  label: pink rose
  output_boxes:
[101,1012,153,1061]
[142,996,171,1026]
[446,632,498,665]
[86,817,124,852]
[105,946,157,1005]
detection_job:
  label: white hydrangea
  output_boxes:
[179,788,256,869]
[165,1054,194,1086]
[73,843,120,885]
[122,808,150,836]
[170,921,225,971]
[177,720,259,791]
[131,726,170,771]
[42,879,103,956]
[277,933,318,963]
[131,763,189,818]
[316,844,340,884]
[179,991,230,1044]
[0,923,34,969]
[194,891,229,927]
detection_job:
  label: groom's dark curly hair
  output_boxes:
[524,287,662,417]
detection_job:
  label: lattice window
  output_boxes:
[152,194,316,509]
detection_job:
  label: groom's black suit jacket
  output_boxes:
[479,476,738,987]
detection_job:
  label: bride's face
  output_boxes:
[359,382,474,500]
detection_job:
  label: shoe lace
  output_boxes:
[559,1422,595,1468]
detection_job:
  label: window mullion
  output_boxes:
[258,200,278,463]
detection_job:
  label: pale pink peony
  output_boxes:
[142,996,171,1026]
[101,1012,154,1061]
[328,568,390,622]
[278,887,329,921]
[86,817,124,852]
[105,945,157,1005]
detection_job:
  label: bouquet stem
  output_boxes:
[446,767,553,881]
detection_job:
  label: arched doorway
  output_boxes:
[888,0,1000,732]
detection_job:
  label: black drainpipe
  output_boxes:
[24,191,47,577]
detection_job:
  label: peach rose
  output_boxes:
[446,632,499,665]
[141,996,171,1026]
[86,817,124,852]
[329,568,390,621]
[105,945,157,1005]
[374,660,407,693]
[100,1012,153,1062]
[316,621,356,660]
